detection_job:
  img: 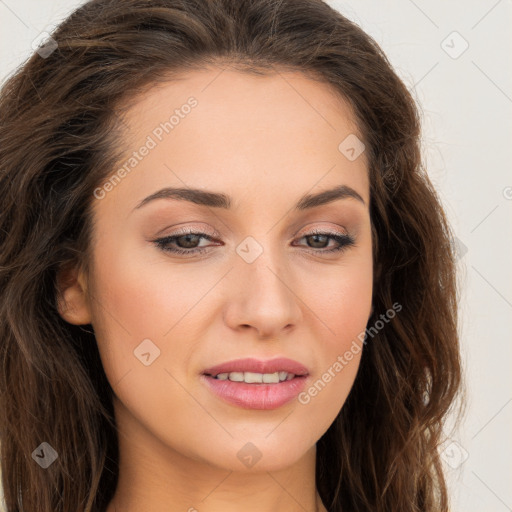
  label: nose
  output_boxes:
[222,243,303,339]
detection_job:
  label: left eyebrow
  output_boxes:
[132,184,366,212]
[295,184,365,210]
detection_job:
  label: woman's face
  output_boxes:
[74,67,373,472]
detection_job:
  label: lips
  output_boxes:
[202,357,309,377]
[201,357,310,410]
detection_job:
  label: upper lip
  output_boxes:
[203,357,309,377]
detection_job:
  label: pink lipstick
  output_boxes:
[201,357,309,410]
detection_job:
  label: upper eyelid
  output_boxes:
[156,228,348,243]
[157,223,349,238]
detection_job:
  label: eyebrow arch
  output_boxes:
[133,184,365,212]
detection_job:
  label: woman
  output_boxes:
[0,0,462,511]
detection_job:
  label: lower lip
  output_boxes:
[201,374,308,410]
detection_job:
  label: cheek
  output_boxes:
[296,255,372,427]
[90,227,194,334]
[86,238,171,383]
[87,234,225,400]
[87,243,209,442]
[302,251,373,345]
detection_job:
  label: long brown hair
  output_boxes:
[0,0,462,510]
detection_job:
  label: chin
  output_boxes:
[189,433,316,473]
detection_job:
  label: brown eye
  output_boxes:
[173,233,202,249]
[294,231,355,254]
[154,231,216,256]
[153,229,355,257]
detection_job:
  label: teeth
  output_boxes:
[262,372,279,383]
[245,371,263,383]
[228,372,244,382]
[214,371,295,383]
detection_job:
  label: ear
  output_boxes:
[56,262,92,325]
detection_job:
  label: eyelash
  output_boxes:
[153,228,355,257]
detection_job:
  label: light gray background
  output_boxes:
[0,1,511,511]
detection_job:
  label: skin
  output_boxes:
[57,66,373,512]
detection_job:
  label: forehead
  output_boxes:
[121,66,363,144]
[95,67,369,217]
